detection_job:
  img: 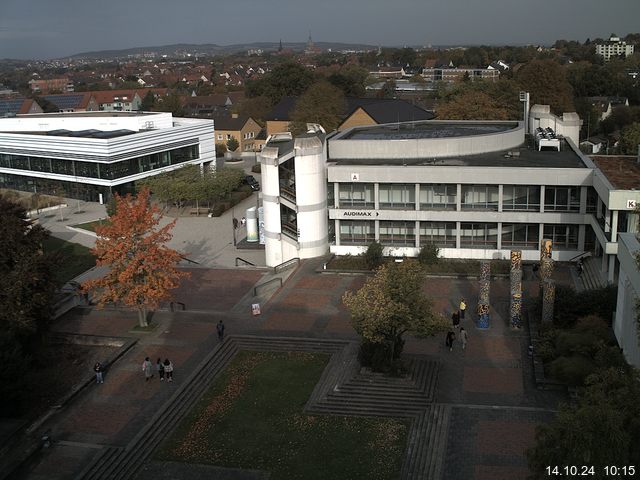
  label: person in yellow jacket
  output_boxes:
[459,299,466,320]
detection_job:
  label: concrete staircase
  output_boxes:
[579,256,608,291]
[74,336,448,480]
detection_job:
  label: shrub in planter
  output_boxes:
[362,241,384,270]
[554,331,606,358]
[251,163,261,173]
[417,243,439,266]
[548,355,596,386]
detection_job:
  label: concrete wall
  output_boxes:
[614,233,640,368]
[529,105,581,146]
[0,111,174,132]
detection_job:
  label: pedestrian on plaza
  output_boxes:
[142,357,153,381]
[241,216,246,226]
[459,299,467,320]
[157,358,165,381]
[460,327,468,350]
[217,320,225,342]
[163,358,174,382]
[445,331,456,351]
[94,362,104,384]
[451,310,460,329]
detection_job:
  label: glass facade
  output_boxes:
[338,183,374,208]
[502,186,541,211]
[544,186,580,212]
[379,221,415,246]
[419,184,456,210]
[378,184,415,209]
[420,221,456,247]
[543,224,579,249]
[0,145,198,181]
[461,185,499,210]
[460,223,498,248]
[339,220,375,245]
[502,223,539,249]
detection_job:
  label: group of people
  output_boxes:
[445,298,469,352]
[141,357,174,382]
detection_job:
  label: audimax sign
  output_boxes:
[342,211,380,217]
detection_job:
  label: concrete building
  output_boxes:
[596,34,635,61]
[614,233,640,368]
[0,111,215,202]
[258,107,640,283]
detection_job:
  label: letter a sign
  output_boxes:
[351,173,360,181]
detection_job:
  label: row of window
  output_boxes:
[338,220,579,249]
[0,145,199,181]
[334,183,594,213]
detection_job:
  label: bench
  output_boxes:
[189,208,209,216]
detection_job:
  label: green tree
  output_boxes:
[342,260,449,369]
[362,241,384,270]
[139,90,156,111]
[245,62,315,104]
[0,195,58,338]
[327,65,369,97]
[417,243,439,266]
[290,80,346,134]
[438,79,522,120]
[154,91,183,116]
[238,95,272,124]
[226,136,240,152]
[620,122,640,155]
[377,79,397,99]
[515,59,575,114]
[527,368,640,477]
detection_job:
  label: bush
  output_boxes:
[226,136,239,152]
[215,143,227,157]
[551,285,617,328]
[548,355,596,386]
[251,163,262,173]
[417,243,439,266]
[362,241,384,270]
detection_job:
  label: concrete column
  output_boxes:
[374,183,380,210]
[578,224,586,251]
[335,219,340,246]
[333,183,340,208]
[497,223,502,250]
[415,184,420,211]
[611,210,619,242]
[415,220,421,248]
[456,184,462,211]
[579,186,587,214]
[538,223,545,250]
[539,185,545,213]
[498,184,503,212]
[375,220,380,241]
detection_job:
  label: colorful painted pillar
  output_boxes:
[510,250,523,329]
[477,260,491,329]
[542,278,556,323]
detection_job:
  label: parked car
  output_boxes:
[243,175,260,191]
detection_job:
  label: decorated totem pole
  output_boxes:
[477,260,491,329]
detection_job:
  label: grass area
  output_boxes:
[160,351,408,480]
[328,255,510,275]
[72,219,110,233]
[42,236,96,284]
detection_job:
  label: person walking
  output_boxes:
[94,362,104,384]
[163,358,174,382]
[460,327,469,350]
[217,320,225,342]
[451,310,460,329]
[459,299,467,320]
[445,331,456,351]
[157,358,165,381]
[142,357,153,381]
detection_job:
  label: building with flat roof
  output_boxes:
[0,111,215,202]
[596,34,635,61]
[258,109,640,287]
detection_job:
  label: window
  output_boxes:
[226,134,231,140]
[73,160,100,178]
[420,222,456,247]
[502,186,540,211]
[543,224,578,249]
[51,158,75,176]
[379,184,415,209]
[338,183,374,208]
[420,184,456,210]
[502,224,539,249]
[379,221,415,246]
[217,134,223,140]
[460,223,498,248]
[586,187,598,214]
[461,185,498,210]
[544,186,580,212]
[339,220,375,245]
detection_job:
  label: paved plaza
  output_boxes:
[8,226,570,479]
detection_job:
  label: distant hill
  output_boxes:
[67,42,378,59]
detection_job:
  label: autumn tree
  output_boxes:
[83,188,189,327]
[290,80,346,134]
[342,260,449,370]
[245,62,315,104]
[620,122,640,155]
[437,79,522,120]
[515,59,575,114]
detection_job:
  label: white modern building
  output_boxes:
[596,34,635,61]
[0,111,215,202]
[614,232,640,368]
[258,108,640,284]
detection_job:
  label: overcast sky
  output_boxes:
[1,0,639,59]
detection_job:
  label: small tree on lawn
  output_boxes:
[342,260,449,371]
[226,136,239,152]
[83,187,190,327]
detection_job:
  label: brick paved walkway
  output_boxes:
[14,259,571,480]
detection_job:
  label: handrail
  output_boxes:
[253,277,283,296]
[273,257,300,274]
[236,257,256,267]
[568,251,592,263]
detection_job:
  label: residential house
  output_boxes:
[587,96,630,121]
[596,34,635,61]
[29,77,74,94]
[0,98,43,116]
[40,93,99,112]
[214,114,262,152]
[93,90,142,111]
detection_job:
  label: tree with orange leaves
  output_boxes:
[83,188,189,327]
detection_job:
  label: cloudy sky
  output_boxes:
[1,0,639,59]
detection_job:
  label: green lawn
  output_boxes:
[160,351,408,480]
[71,219,110,233]
[42,237,96,284]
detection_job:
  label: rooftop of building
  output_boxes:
[591,156,640,190]
[330,138,587,169]
[9,111,159,119]
[339,121,517,141]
